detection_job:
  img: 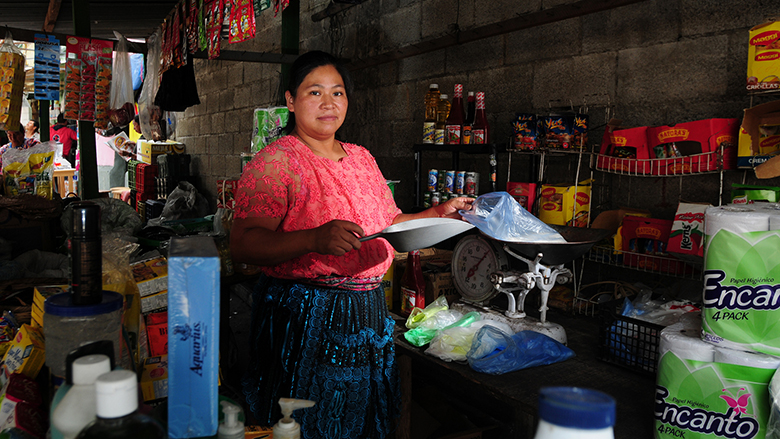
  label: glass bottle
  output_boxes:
[422,84,440,144]
[472,91,490,144]
[400,250,425,316]
[71,202,103,305]
[75,370,166,439]
[445,84,465,144]
[462,91,476,145]
[434,94,450,145]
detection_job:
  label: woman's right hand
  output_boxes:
[312,219,364,256]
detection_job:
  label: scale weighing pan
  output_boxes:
[495,225,612,266]
[359,218,475,252]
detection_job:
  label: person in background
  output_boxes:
[51,114,78,167]
[231,51,473,438]
[25,120,40,142]
[0,122,40,168]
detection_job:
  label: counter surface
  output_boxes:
[393,307,656,439]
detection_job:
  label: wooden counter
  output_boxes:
[393,308,656,439]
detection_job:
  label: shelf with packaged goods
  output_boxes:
[413,143,503,208]
[594,148,729,177]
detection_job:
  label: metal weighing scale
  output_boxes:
[451,225,612,345]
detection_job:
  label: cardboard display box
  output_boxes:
[738,100,780,169]
[646,118,738,174]
[620,216,691,275]
[597,124,652,174]
[131,257,168,297]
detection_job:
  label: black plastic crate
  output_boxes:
[145,199,165,221]
[598,298,664,375]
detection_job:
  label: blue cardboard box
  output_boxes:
[167,236,220,438]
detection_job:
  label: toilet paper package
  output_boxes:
[655,317,779,439]
[702,205,780,356]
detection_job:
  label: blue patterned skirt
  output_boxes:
[241,275,401,438]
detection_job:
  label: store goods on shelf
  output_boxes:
[537,180,592,228]
[597,118,739,176]
[620,216,698,276]
[511,112,588,151]
[747,20,780,92]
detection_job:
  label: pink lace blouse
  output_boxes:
[235,135,401,279]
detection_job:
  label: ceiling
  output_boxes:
[0,0,179,42]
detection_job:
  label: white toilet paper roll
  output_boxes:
[714,345,780,369]
[752,202,780,230]
[660,321,715,362]
[705,205,770,238]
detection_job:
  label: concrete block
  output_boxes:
[354,23,384,58]
[421,0,456,40]
[582,1,678,54]
[506,19,581,65]
[381,6,421,49]
[197,114,212,136]
[617,36,729,105]
[466,64,534,115]
[217,134,233,156]
[210,154,227,178]
[681,0,768,37]
[398,51,446,82]
[244,63,264,84]
[218,92,234,113]
[227,63,244,88]
[232,84,254,110]
[210,111,226,135]
[186,136,206,155]
[532,52,617,109]
[446,36,504,75]
[376,83,413,122]
[475,0,539,28]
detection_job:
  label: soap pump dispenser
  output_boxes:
[218,400,244,439]
[272,398,316,439]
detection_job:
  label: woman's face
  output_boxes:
[286,64,347,139]
[25,121,35,133]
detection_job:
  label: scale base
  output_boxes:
[452,301,568,345]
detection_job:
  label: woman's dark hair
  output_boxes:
[287,51,353,98]
[31,120,39,133]
[284,51,353,134]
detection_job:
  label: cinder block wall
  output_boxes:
[177,0,780,218]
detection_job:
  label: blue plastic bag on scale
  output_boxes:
[466,326,575,375]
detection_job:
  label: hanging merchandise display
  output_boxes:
[251,107,289,152]
[137,31,165,141]
[0,31,26,131]
[109,32,136,129]
[64,36,113,127]
[187,0,200,53]
[198,0,208,51]
[254,0,271,15]
[154,53,201,112]
[273,0,289,16]
[206,0,225,59]
[33,34,60,102]
[229,0,256,43]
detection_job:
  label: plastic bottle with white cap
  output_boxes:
[51,354,111,439]
[218,400,245,439]
[272,398,316,439]
[74,370,166,439]
[534,387,616,439]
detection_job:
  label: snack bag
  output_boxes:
[0,31,25,131]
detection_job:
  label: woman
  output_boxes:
[231,51,472,438]
[25,120,40,142]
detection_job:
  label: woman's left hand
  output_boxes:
[434,196,474,219]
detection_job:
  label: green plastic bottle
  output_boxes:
[75,370,166,439]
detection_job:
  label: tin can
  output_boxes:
[444,170,455,193]
[434,128,445,145]
[423,192,432,208]
[427,169,438,192]
[437,173,445,192]
[455,171,465,194]
[431,192,441,207]
[440,192,449,203]
[465,172,479,196]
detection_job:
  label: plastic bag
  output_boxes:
[109,31,135,128]
[403,311,478,347]
[61,198,143,239]
[2,142,56,198]
[459,192,565,243]
[160,181,210,221]
[467,326,575,375]
[406,295,449,329]
[425,320,513,363]
[137,30,163,141]
[767,368,780,439]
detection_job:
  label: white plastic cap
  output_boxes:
[468,91,475,96]
[72,354,111,385]
[218,401,245,439]
[95,370,138,418]
[430,84,438,89]
[440,94,449,100]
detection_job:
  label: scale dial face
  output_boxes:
[452,234,507,303]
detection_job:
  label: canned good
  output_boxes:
[427,169,438,192]
[423,192,432,208]
[437,173,445,192]
[465,172,479,196]
[440,192,449,203]
[434,128,445,145]
[431,192,441,206]
[455,171,465,194]
[444,170,455,193]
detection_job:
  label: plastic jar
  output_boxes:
[534,387,616,439]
